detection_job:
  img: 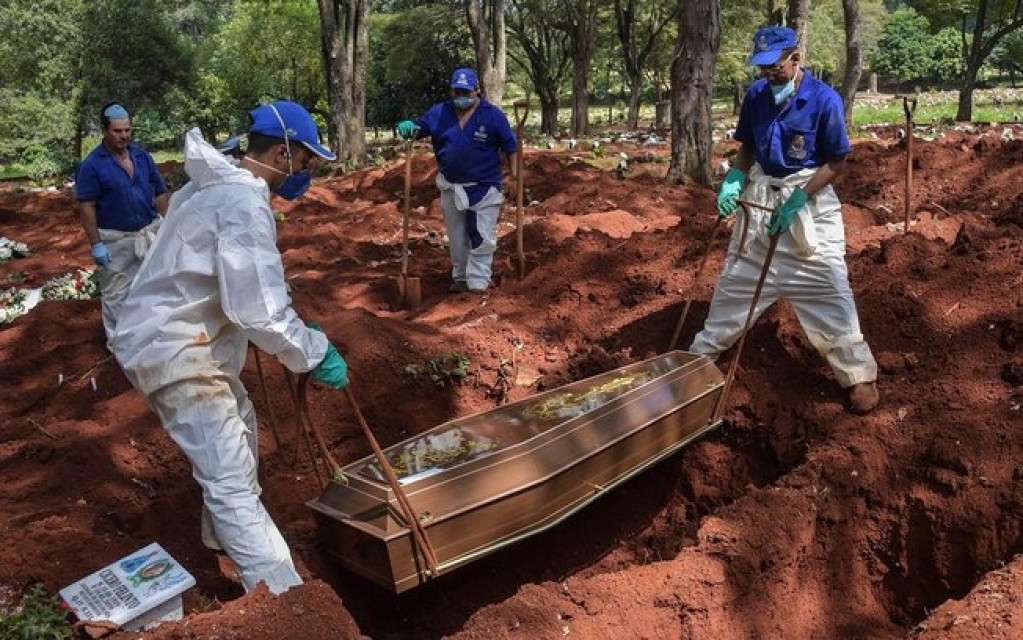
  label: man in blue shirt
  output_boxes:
[75,102,169,343]
[397,68,519,294]
[690,27,879,414]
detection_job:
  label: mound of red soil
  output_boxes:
[1,124,1021,639]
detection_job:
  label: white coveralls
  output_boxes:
[436,173,504,290]
[97,217,162,342]
[112,128,328,595]
[689,165,877,388]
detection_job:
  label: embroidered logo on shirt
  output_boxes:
[787,134,807,160]
[473,125,488,143]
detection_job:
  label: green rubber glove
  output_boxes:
[396,120,420,140]
[717,168,746,218]
[306,322,349,389]
[768,187,809,236]
[312,341,349,389]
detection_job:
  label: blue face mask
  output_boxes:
[453,96,475,111]
[275,169,311,200]
[771,79,796,105]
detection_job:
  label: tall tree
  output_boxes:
[840,0,863,124]
[952,0,1023,120]
[466,0,508,105]
[613,0,679,129]
[788,0,811,54]
[667,0,720,186]
[558,0,602,136]
[319,0,370,164]
[507,0,572,134]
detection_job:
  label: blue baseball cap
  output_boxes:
[451,68,479,91]
[249,100,336,161]
[748,27,798,66]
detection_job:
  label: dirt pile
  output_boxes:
[1,124,1021,639]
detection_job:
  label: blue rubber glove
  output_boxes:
[312,342,349,389]
[768,187,809,236]
[396,120,419,140]
[91,242,112,267]
[716,168,746,218]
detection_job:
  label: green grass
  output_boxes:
[0,164,29,180]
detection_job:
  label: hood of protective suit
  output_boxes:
[182,127,267,193]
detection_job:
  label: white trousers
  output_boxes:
[149,375,302,594]
[438,184,503,289]
[689,168,877,388]
[97,218,161,342]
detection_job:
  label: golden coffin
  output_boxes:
[308,350,724,593]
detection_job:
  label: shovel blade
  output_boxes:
[391,275,421,310]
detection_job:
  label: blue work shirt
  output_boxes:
[734,70,851,178]
[416,99,517,205]
[75,142,167,232]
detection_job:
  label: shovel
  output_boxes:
[513,99,530,279]
[902,95,917,234]
[393,140,421,309]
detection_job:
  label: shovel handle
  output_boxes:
[343,386,441,578]
[513,100,530,279]
[667,216,724,352]
[402,141,413,277]
[713,233,779,423]
[902,96,916,234]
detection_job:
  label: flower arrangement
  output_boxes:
[0,238,31,262]
[41,269,100,301]
[0,287,28,324]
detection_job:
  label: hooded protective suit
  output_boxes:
[112,128,327,594]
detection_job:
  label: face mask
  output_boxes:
[771,79,796,105]
[453,96,475,111]
[244,154,311,200]
[265,103,314,200]
[275,170,311,200]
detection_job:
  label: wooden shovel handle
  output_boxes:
[402,141,413,277]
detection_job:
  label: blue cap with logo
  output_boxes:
[249,100,336,161]
[450,68,479,90]
[748,26,798,66]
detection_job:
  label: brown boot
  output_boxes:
[848,382,879,414]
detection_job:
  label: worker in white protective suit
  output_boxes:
[690,26,880,414]
[75,102,169,345]
[112,101,349,594]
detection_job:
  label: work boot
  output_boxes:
[448,281,468,293]
[848,382,879,415]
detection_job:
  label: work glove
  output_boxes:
[716,168,746,218]
[91,242,112,267]
[396,120,420,140]
[307,322,349,389]
[768,187,809,236]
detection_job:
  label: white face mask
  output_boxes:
[771,79,796,105]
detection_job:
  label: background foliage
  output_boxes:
[0,0,1019,177]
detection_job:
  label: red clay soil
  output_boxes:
[1,124,1022,639]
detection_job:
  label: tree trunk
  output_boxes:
[570,58,590,136]
[767,0,784,24]
[626,71,643,129]
[839,0,861,126]
[667,0,719,186]
[786,0,810,55]
[466,0,507,106]
[565,0,597,137]
[318,0,369,165]
[538,88,559,135]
